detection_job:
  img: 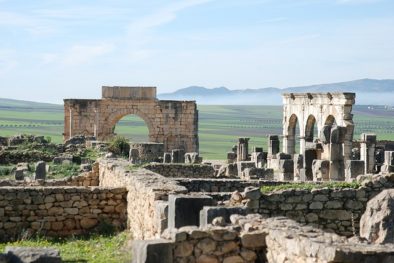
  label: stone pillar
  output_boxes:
[283,135,295,155]
[237,138,250,162]
[268,135,280,157]
[294,154,303,181]
[360,133,377,174]
[329,126,347,181]
[381,151,394,173]
[69,108,73,138]
[299,137,306,158]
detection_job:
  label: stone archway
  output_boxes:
[64,86,199,152]
[305,114,317,143]
[282,92,355,161]
[285,114,299,154]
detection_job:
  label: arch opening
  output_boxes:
[287,114,301,154]
[305,115,318,143]
[113,114,150,142]
[325,115,336,127]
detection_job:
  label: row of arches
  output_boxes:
[287,114,337,154]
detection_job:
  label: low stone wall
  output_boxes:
[177,178,289,193]
[0,166,99,188]
[250,173,394,236]
[99,159,187,239]
[144,163,215,178]
[0,186,127,241]
[134,215,394,263]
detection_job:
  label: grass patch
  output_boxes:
[261,181,361,193]
[0,232,131,263]
[48,163,81,179]
[0,103,393,160]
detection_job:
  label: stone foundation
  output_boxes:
[0,186,127,241]
[134,215,394,263]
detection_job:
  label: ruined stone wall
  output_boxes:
[144,164,215,178]
[252,173,394,236]
[0,164,100,188]
[136,215,394,263]
[64,87,199,152]
[282,92,355,160]
[176,178,288,193]
[98,159,187,239]
[0,186,127,241]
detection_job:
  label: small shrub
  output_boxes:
[108,136,130,157]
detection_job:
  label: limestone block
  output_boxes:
[345,160,365,181]
[360,189,394,244]
[5,247,61,263]
[168,194,213,229]
[132,239,173,263]
[312,160,330,181]
[237,161,255,177]
[34,161,46,180]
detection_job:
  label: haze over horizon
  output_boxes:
[0,0,393,103]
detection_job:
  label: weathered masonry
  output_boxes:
[64,86,199,152]
[282,92,355,161]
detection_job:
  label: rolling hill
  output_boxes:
[158,79,394,105]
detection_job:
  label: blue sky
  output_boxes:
[0,0,393,103]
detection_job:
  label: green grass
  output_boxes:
[0,232,131,263]
[48,163,81,179]
[0,101,393,160]
[261,181,361,193]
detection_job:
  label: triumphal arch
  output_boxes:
[282,92,355,162]
[63,86,199,152]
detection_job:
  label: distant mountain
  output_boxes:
[0,98,62,110]
[159,79,394,105]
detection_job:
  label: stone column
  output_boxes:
[283,135,295,154]
[268,135,280,157]
[360,133,376,173]
[69,108,73,138]
[299,136,306,158]
[237,138,250,162]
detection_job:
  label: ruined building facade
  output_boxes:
[63,86,199,152]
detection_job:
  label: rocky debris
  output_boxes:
[229,191,244,205]
[8,135,49,146]
[360,189,394,244]
[155,215,394,263]
[4,247,61,263]
[64,135,94,147]
[185,152,202,164]
[211,216,226,227]
[80,163,92,172]
[53,155,73,165]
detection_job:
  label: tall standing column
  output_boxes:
[360,133,376,173]
[237,138,250,162]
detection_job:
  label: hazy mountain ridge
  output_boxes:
[159,79,394,105]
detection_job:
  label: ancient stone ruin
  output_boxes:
[64,86,199,152]
[1,90,394,262]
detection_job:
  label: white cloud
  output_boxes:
[62,44,114,65]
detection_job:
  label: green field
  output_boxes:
[0,100,393,160]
